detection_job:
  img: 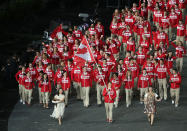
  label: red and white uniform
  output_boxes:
[126,40,135,52]
[41,80,51,93]
[44,68,54,81]
[15,71,26,85]
[171,42,186,58]
[110,78,121,90]
[170,74,182,89]
[128,63,140,79]
[155,64,170,79]
[136,51,146,65]
[159,15,170,29]
[95,24,104,38]
[142,62,155,79]
[26,67,37,80]
[110,22,118,34]
[138,73,152,88]
[155,32,169,48]
[60,77,71,91]
[153,10,163,23]
[32,56,42,65]
[23,76,34,90]
[122,76,134,89]
[80,72,92,87]
[95,70,108,86]
[125,15,135,28]
[121,29,133,43]
[71,67,81,83]
[169,12,179,28]
[54,70,63,85]
[176,23,186,36]
[103,87,116,103]
[73,30,83,40]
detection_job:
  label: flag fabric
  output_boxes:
[50,25,63,40]
[74,37,95,66]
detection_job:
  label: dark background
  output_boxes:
[0,0,138,131]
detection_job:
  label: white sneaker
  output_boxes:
[20,99,23,103]
[172,100,174,105]
[175,104,178,108]
[126,104,129,108]
[23,102,25,105]
[140,102,143,104]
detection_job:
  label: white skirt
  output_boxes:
[50,101,65,119]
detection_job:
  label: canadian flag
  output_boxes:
[74,37,95,66]
[50,25,63,40]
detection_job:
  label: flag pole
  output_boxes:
[85,37,108,89]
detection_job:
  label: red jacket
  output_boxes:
[60,77,71,91]
[80,72,92,87]
[125,15,135,28]
[54,70,63,85]
[142,62,155,78]
[73,30,83,41]
[171,42,186,58]
[170,74,182,89]
[118,22,127,36]
[136,51,146,65]
[42,58,51,69]
[179,0,186,9]
[126,40,135,52]
[109,41,119,54]
[44,68,54,81]
[23,77,34,90]
[71,67,81,83]
[103,87,116,103]
[94,70,108,86]
[110,22,118,34]
[159,16,170,29]
[26,67,37,80]
[169,12,179,27]
[110,78,121,90]
[41,80,51,92]
[140,30,152,44]
[121,29,133,43]
[122,76,134,89]
[155,64,170,79]
[95,24,104,38]
[15,71,26,85]
[36,75,42,88]
[128,63,140,78]
[138,74,152,88]
[165,56,176,69]
[176,24,185,36]
[153,10,163,23]
[155,32,169,48]
[36,66,45,75]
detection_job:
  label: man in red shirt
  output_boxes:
[138,69,152,104]
[169,8,179,40]
[176,20,185,44]
[15,66,26,104]
[60,71,71,105]
[169,68,182,107]
[80,66,92,107]
[155,59,170,100]
[23,72,35,105]
[171,40,186,73]
[103,82,116,123]
[95,66,108,106]
[71,65,82,100]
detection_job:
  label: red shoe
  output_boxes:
[107,118,109,122]
[109,120,113,123]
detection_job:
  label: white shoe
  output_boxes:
[140,102,143,104]
[23,102,25,105]
[126,104,129,108]
[20,99,23,103]
[175,104,178,108]
[172,100,174,105]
